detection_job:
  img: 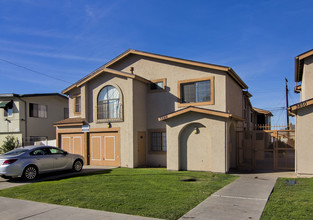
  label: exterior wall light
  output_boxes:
[194,127,199,134]
[107,122,112,128]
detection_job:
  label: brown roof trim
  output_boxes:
[62,68,150,94]
[295,49,313,82]
[289,97,313,113]
[252,107,273,116]
[62,49,248,94]
[54,117,85,127]
[158,106,243,121]
[243,90,252,98]
[105,49,248,89]
[76,68,134,87]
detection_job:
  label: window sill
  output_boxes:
[177,101,214,108]
[96,119,123,123]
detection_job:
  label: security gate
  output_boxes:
[237,129,295,171]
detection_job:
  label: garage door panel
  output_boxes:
[105,136,115,160]
[62,136,71,153]
[91,136,101,161]
[73,136,82,155]
[60,134,85,158]
[89,132,120,166]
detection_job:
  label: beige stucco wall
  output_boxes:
[109,55,232,168]
[0,98,24,134]
[68,87,81,118]
[22,95,68,140]
[226,75,244,117]
[0,97,26,145]
[110,54,227,113]
[80,73,135,168]
[301,56,313,101]
[165,112,227,173]
[295,105,313,174]
[133,80,148,167]
[0,133,23,148]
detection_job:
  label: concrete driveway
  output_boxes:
[0,165,114,190]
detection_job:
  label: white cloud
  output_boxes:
[0,47,105,62]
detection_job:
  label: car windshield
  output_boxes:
[3,148,29,156]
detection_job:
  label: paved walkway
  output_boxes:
[180,171,296,220]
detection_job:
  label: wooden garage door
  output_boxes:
[89,132,120,166]
[60,133,84,157]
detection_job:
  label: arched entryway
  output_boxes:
[179,122,210,171]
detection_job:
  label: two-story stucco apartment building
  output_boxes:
[55,49,268,173]
[290,49,313,175]
[0,93,68,146]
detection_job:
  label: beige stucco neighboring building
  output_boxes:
[55,49,257,173]
[290,49,313,175]
[0,93,68,146]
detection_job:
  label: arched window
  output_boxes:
[97,86,121,120]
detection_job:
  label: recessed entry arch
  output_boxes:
[179,122,210,171]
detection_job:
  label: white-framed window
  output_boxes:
[97,86,122,121]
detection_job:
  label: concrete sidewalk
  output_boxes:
[180,172,296,220]
[0,196,160,220]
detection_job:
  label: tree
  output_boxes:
[1,136,20,154]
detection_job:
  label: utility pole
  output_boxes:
[285,78,290,130]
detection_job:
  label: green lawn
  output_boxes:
[262,178,313,220]
[0,168,236,220]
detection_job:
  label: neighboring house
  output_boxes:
[290,49,313,175]
[0,93,68,146]
[252,107,273,130]
[55,49,269,173]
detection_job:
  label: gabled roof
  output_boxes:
[62,49,248,94]
[253,107,273,116]
[106,49,248,89]
[295,49,313,82]
[158,106,243,121]
[62,67,150,94]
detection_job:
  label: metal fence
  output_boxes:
[237,127,295,171]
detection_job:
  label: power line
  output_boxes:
[0,58,72,84]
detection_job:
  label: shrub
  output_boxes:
[1,136,20,154]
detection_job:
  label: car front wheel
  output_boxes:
[73,160,83,172]
[23,165,38,180]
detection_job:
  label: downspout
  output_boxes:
[20,98,27,145]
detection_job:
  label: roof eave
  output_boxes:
[158,106,243,121]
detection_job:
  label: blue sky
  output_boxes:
[1,0,312,125]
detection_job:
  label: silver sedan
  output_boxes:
[0,145,84,180]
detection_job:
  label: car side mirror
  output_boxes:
[63,151,68,155]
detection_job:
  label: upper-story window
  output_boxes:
[150,78,167,92]
[177,77,214,107]
[97,86,122,121]
[29,103,47,118]
[74,95,81,114]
